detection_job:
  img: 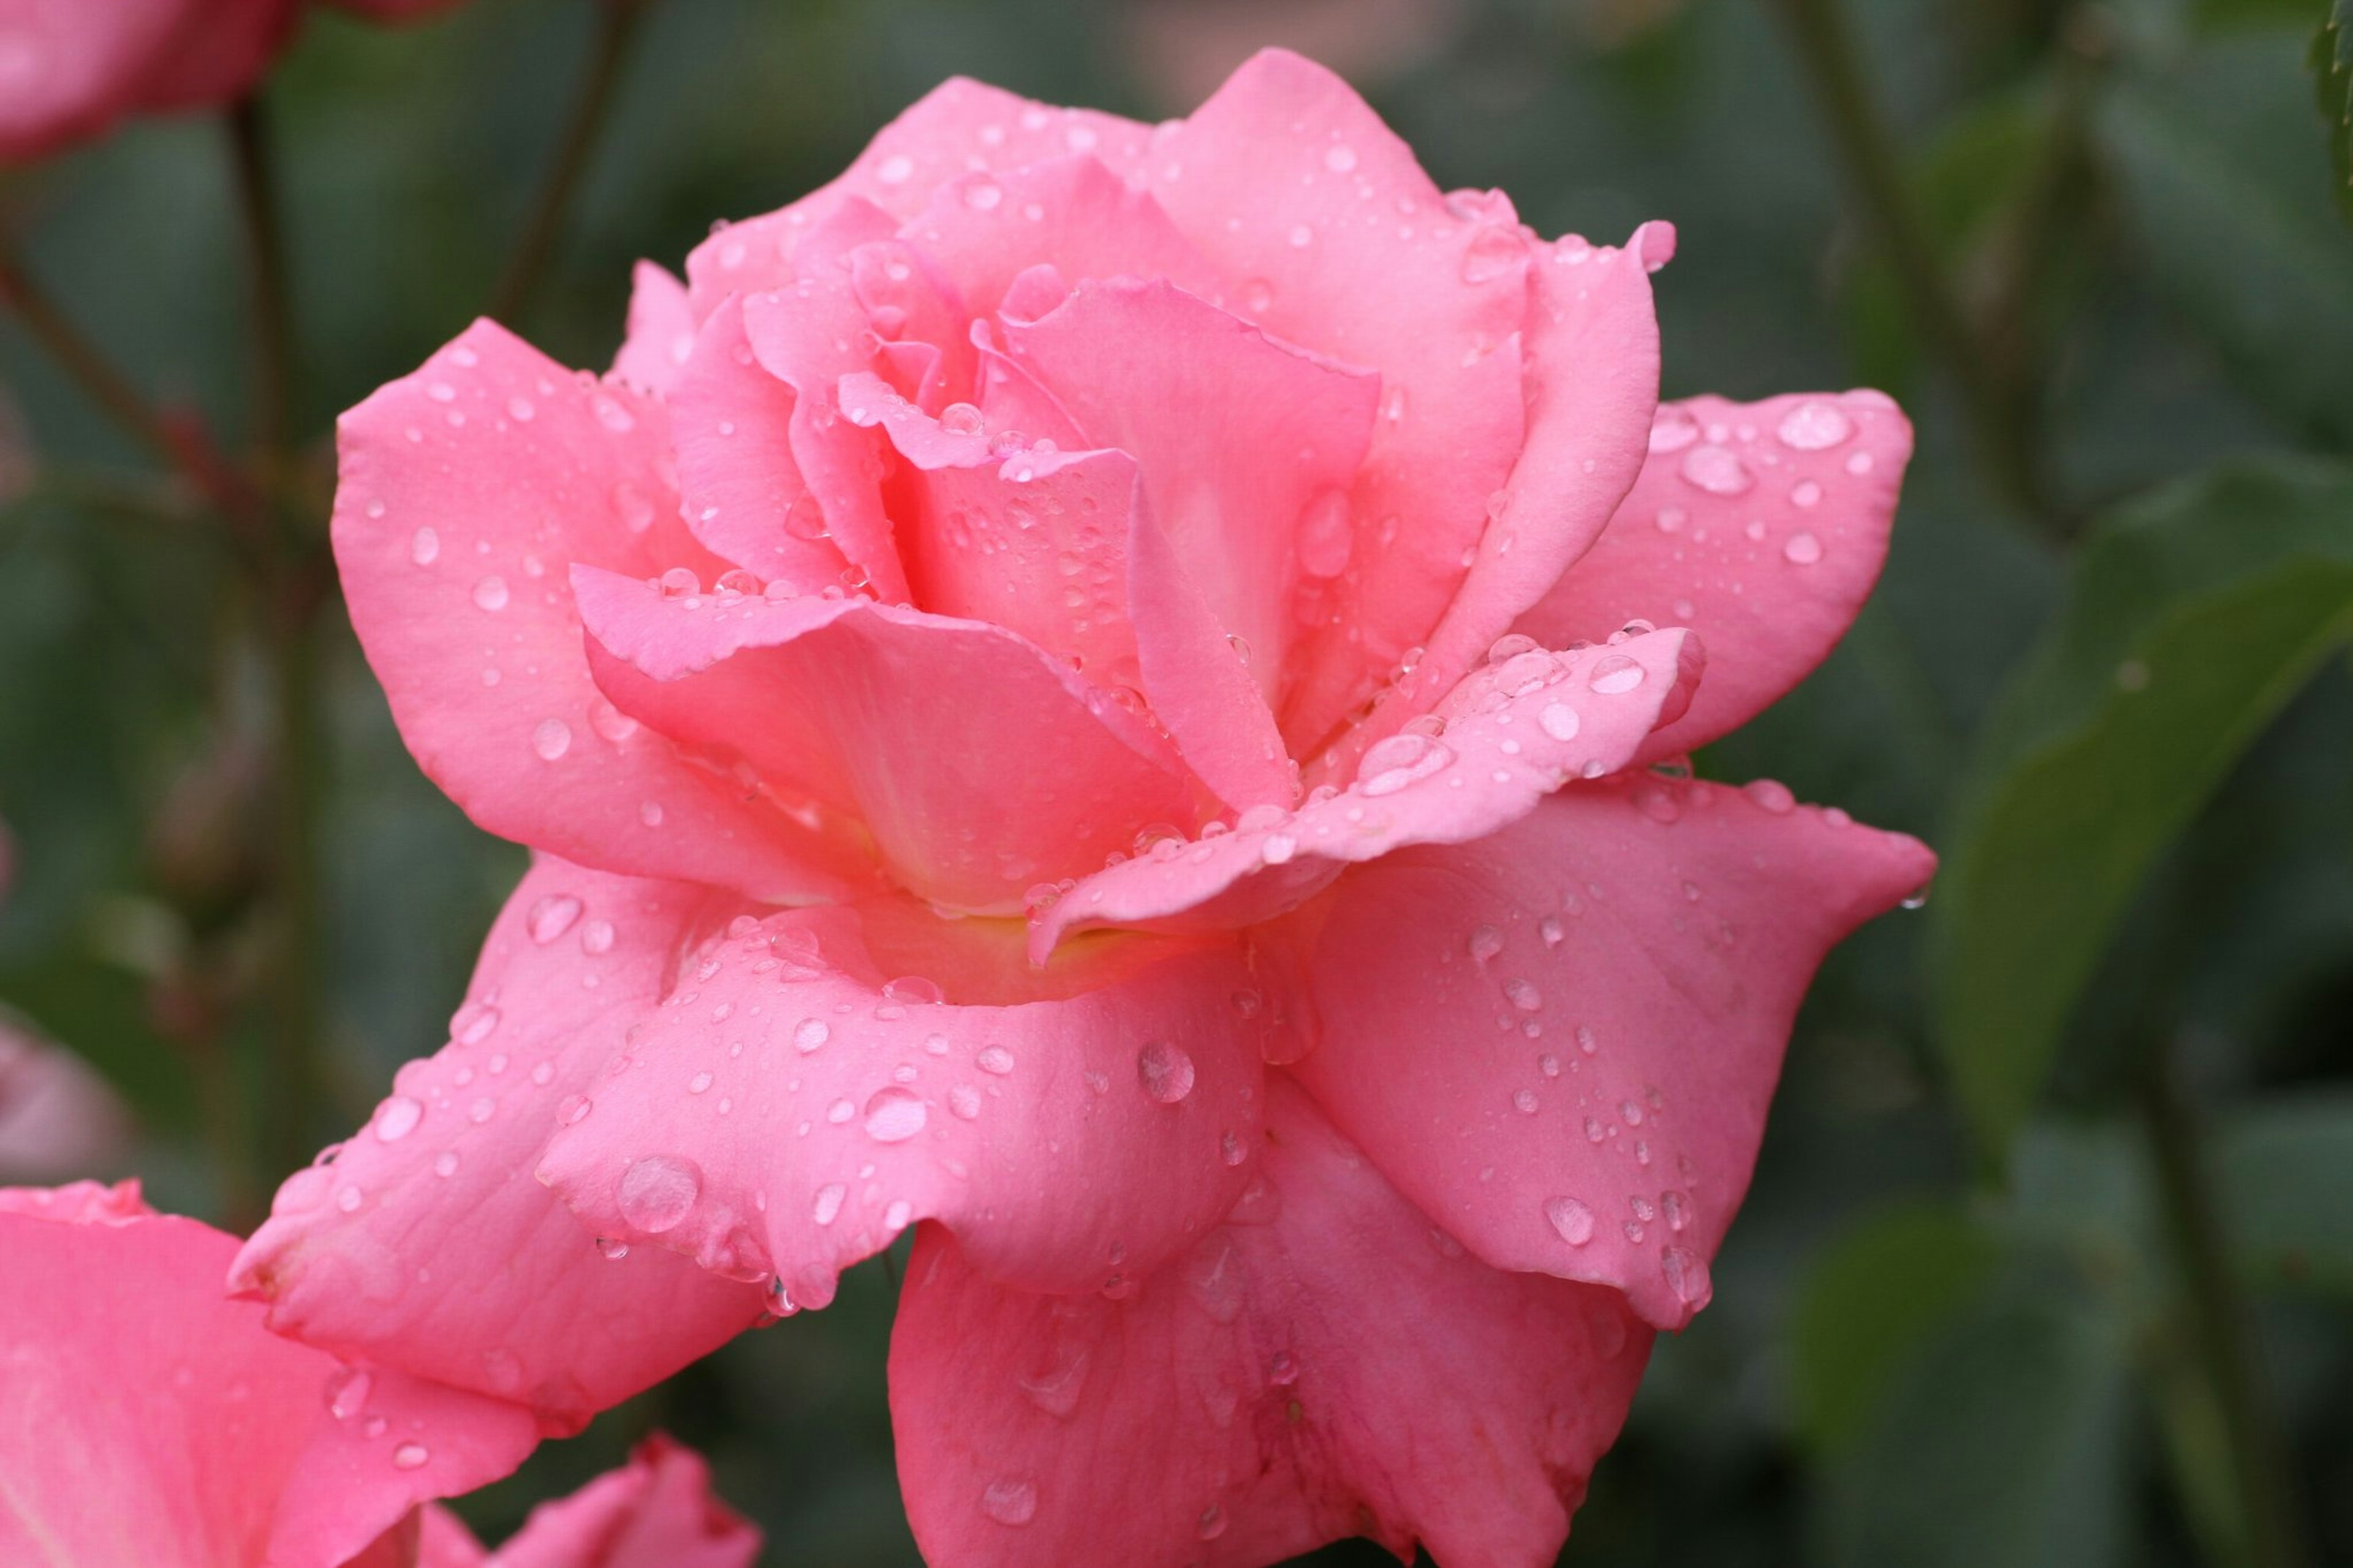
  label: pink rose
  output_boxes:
[0,0,468,164]
[0,1178,755,1566]
[237,50,1934,1565]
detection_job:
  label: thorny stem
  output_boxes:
[2139,1052,2311,1568]
[490,0,654,324]
[1767,0,2064,536]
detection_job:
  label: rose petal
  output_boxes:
[1317,225,1670,786]
[450,1435,760,1568]
[1139,50,1536,752]
[0,0,183,162]
[611,261,698,397]
[537,901,1263,1311]
[1000,277,1379,708]
[1514,390,1912,761]
[333,319,871,902]
[889,1077,1652,1568]
[1033,627,1701,960]
[574,564,1198,913]
[1284,775,1936,1328]
[229,858,770,1433]
[0,1203,534,1568]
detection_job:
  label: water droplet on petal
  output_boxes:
[616,1154,700,1233]
[1588,654,1645,695]
[1137,1041,1196,1104]
[1783,530,1823,565]
[863,1086,927,1142]
[794,1018,831,1054]
[977,1045,1015,1075]
[1775,400,1852,450]
[391,1442,430,1471]
[373,1096,423,1143]
[1546,1195,1596,1245]
[472,576,509,611]
[981,1478,1039,1526]
[410,527,439,565]
[811,1183,847,1225]
[949,1084,983,1119]
[325,1367,373,1419]
[1679,444,1752,495]
[528,895,582,944]
[532,718,572,761]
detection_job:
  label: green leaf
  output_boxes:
[2102,89,2353,441]
[1787,1199,2002,1452]
[2217,1092,2353,1295]
[1816,1291,2135,1568]
[1932,458,2353,1156]
[2315,0,2353,223]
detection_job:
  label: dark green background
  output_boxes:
[3,1,2350,1563]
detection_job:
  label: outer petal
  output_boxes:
[537,901,1264,1312]
[0,1203,533,1568]
[1284,775,1936,1328]
[1138,50,1535,751]
[132,0,294,113]
[230,858,769,1434]
[1001,277,1378,703]
[1033,627,1702,958]
[574,566,1199,913]
[1514,390,1912,761]
[889,1077,1653,1568]
[333,319,871,902]
[1317,225,1670,786]
[611,261,698,397]
[463,1436,760,1568]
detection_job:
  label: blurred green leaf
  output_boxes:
[1787,1199,2001,1451]
[2218,1091,2353,1294]
[1816,1290,2135,1568]
[1933,458,2353,1156]
[2314,0,2353,222]
[2103,88,2353,441]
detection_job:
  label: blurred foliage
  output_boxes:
[3,0,2351,1565]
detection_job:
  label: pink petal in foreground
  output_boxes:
[1033,626,1701,960]
[610,261,698,397]
[1285,775,1936,1328]
[231,857,769,1434]
[1515,390,1912,761]
[890,1077,1653,1568]
[0,1201,534,1568]
[414,1436,760,1568]
[1316,225,1670,787]
[333,319,871,903]
[574,565,1199,914]
[537,901,1264,1312]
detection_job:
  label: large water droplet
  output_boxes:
[1678,444,1752,496]
[1661,1246,1711,1307]
[531,718,572,761]
[977,1045,1015,1075]
[1546,1195,1596,1245]
[410,527,439,566]
[616,1154,700,1233]
[472,576,509,612]
[390,1442,430,1471]
[1775,400,1852,450]
[1588,654,1645,695]
[811,1183,847,1225]
[1137,1040,1197,1104]
[863,1086,928,1142]
[1783,530,1823,566]
[1357,731,1452,796]
[980,1478,1039,1526]
[527,895,582,944]
[373,1095,423,1143]
[794,1018,830,1054]
[325,1366,373,1419]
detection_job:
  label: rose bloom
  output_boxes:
[233,50,1933,1566]
[0,0,466,164]
[0,1180,757,1567]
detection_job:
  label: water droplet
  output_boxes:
[454,1004,500,1045]
[616,1154,701,1233]
[1288,222,1314,248]
[1261,833,1298,865]
[688,1071,713,1095]
[977,1045,1015,1075]
[1743,778,1796,814]
[1324,144,1358,173]
[964,178,1004,210]
[1577,1025,1598,1055]
[1648,407,1700,453]
[472,576,509,611]
[949,1084,983,1119]
[1679,445,1752,496]
[1468,925,1506,964]
[1137,1040,1196,1104]
[410,527,439,566]
[811,1183,847,1225]
[1358,731,1452,795]
[1539,914,1566,948]
[373,1095,423,1143]
[531,718,572,761]
[433,1150,460,1177]
[1775,400,1852,450]
[1512,1088,1539,1113]
[391,1442,430,1471]
[1504,978,1542,1012]
[1536,702,1583,743]
[980,1478,1039,1526]
[1661,1246,1711,1307]
[882,975,944,1006]
[580,919,616,954]
[1783,530,1823,565]
[1297,490,1353,577]
[1546,1195,1596,1245]
[325,1367,373,1419]
[527,895,582,944]
[594,1236,629,1260]
[1588,654,1645,695]
[785,1017,831,1055]
[1222,1129,1248,1166]
[864,1086,928,1142]
[1199,1504,1229,1541]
